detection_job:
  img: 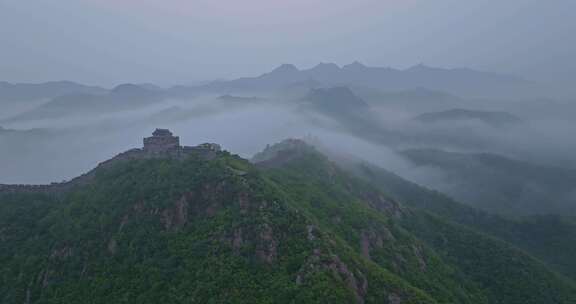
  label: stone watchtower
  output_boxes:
[143,129,180,153]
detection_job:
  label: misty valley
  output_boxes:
[2,63,576,211]
[2,61,576,303]
[5,0,576,302]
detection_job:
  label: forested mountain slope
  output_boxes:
[0,140,574,303]
[254,140,576,304]
[350,161,576,281]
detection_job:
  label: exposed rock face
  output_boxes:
[412,244,428,272]
[327,254,368,304]
[256,223,278,264]
[307,225,317,241]
[360,229,388,261]
[232,228,244,253]
[296,248,369,304]
[388,293,402,304]
[161,194,190,231]
[40,269,52,288]
[107,239,118,255]
[50,247,73,260]
[361,232,372,260]
[360,191,404,218]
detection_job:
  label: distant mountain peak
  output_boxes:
[0,80,108,102]
[406,63,438,72]
[270,64,299,74]
[112,83,140,91]
[310,62,341,71]
[343,61,367,70]
[305,86,369,109]
[111,83,151,95]
[252,138,321,166]
[190,61,533,98]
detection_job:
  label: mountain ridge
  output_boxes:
[0,81,107,102]
[1,134,575,303]
[190,62,534,98]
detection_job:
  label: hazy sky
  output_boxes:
[0,0,574,86]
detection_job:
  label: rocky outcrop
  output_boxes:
[49,246,73,260]
[107,239,118,255]
[232,228,244,253]
[307,225,317,241]
[360,191,404,218]
[256,223,278,264]
[412,244,428,272]
[326,254,368,304]
[360,228,395,261]
[161,194,190,231]
[295,247,369,304]
[388,293,403,304]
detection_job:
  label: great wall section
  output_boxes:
[0,129,222,194]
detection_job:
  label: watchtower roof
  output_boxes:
[152,128,173,137]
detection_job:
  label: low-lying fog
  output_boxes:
[0,96,332,183]
[1,89,576,217]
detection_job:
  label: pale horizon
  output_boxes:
[1,0,575,87]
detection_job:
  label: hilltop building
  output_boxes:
[143,128,221,154]
[0,129,223,194]
[143,129,180,153]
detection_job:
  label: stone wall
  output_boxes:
[143,135,180,153]
[0,145,222,194]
